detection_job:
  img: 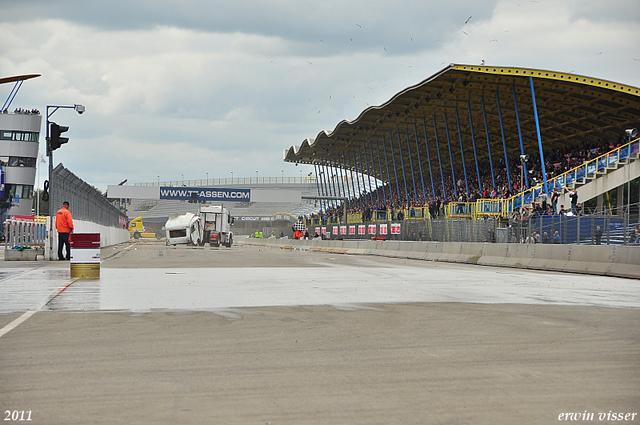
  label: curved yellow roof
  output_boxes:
[284,64,640,183]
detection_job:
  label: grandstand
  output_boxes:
[284,64,640,244]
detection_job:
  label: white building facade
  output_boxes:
[0,110,42,217]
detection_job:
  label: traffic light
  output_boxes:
[49,122,69,152]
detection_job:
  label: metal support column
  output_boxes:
[363,143,377,206]
[413,123,427,203]
[495,91,512,191]
[481,96,496,189]
[467,101,482,193]
[405,128,418,204]
[455,107,470,195]
[357,146,371,205]
[422,118,437,200]
[376,140,387,205]
[396,130,410,205]
[389,131,401,203]
[443,111,458,199]
[529,76,549,194]
[432,116,447,200]
[368,142,380,206]
[512,84,529,188]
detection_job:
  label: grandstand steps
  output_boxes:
[558,155,639,206]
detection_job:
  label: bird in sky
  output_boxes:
[465,16,472,24]
[462,31,468,35]
[356,24,361,28]
[490,39,498,42]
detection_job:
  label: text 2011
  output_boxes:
[4,411,32,421]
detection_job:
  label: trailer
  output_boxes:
[165,212,204,246]
[200,205,234,247]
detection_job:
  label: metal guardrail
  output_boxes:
[134,176,318,187]
[444,137,640,219]
[4,218,47,248]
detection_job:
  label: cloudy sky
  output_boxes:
[1,0,639,191]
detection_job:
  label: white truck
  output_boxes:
[165,212,204,246]
[200,205,234,247]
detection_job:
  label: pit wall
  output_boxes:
[46,218,130,260]
[241,238,640,280]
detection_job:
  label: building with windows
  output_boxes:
[1,74,42,218]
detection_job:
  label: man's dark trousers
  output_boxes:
[58,232,70,260]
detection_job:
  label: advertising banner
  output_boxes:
[332,226,338,235]
[391,223,401,235]
[379,223,388,235]
[315,227,321,235]
[368,224,376,235]
[358,225,365,235]
[321,227,326,235]
[160,186,250,202]
[349,225,356,235]
[340,225,347,235]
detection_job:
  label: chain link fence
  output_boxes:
[51,164,124,227]
[307,213,635,246]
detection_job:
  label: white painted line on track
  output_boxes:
[0,278,77,338]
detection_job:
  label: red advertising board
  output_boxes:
[340,225,347,235]
[391,223,401,235]
[368,224,376,235]
[379,224,388,235]
[349,225,356,235]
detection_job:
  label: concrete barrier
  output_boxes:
[477,243,509,267]
[567,245,615,276]
[527,244,571,272]
[423,242,444,261]
[459,243,485,265]
[503,244,535,269]
[408,242,428,260]
[608,246,640,279]
[241,238,639,280]
[382,241,400,258]
[395,242,414,259]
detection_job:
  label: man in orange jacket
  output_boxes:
[56,201,74,260]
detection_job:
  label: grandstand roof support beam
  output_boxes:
[337,158,346,201]
[405,128,418,204]
[329,161,339,204]
[529,76,549,195]
[357,146,370,206]
[413,123,427,203]
[467,101,483,193]
[376,140,387,205]
[443,111,458,199]
[382,136,394,204]
[347,152,361,209]
[496,91,513,191]
[368,142,380,206]
[454,107,470,196]
[422,118,437,201]
[363,143,377,205]
[396,130,410,205]
[313,163,322,211]
[512,84,529,188]
[432,116,447,201]
[388,131,401,203]
[481,96,497,190]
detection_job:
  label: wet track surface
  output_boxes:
[1,242,639,314]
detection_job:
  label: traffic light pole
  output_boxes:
[45,104,84,260]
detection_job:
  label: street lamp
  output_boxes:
[255,170,258,182]
[46,103,84,260]
[519,154,528,194]
[230,171,233,183]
